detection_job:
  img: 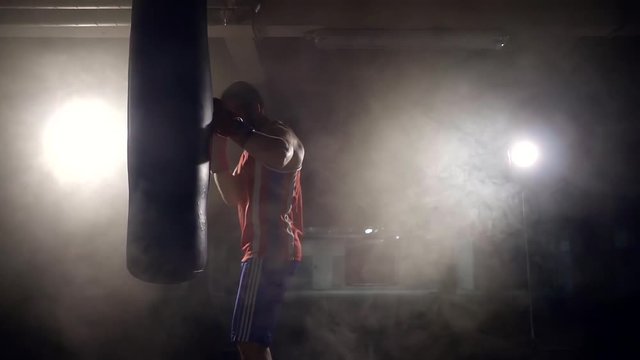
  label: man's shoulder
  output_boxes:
[262,119,292,134]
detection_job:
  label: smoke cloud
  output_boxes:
[0,32,622,359]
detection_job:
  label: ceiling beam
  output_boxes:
[0,24,321,38]
[0,0,634,38]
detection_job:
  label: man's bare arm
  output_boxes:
[210,136,242,207]
[231,122,304,172]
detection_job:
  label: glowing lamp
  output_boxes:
[42,98,125,183]
[508,140,540,168]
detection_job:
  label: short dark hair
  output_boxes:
[221,81,264,109]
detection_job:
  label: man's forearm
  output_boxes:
[210,137,239,206]
[210,136,230,172]
[213,172,239,207]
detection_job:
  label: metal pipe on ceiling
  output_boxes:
[0,24,321,38]
[0,0,239,10]
[0,1,251,27]
[0,6,129,9]
[0,6,238,10]
[0,0,131,9]
[308,29,509,50]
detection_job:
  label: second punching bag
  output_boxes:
[127,0,211,283]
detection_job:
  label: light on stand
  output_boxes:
[42,98,125,184]
[507,138,540,343]
[508,140,540,168]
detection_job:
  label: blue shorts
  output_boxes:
[230,258,298,347]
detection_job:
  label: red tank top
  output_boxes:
[234,151,303,262]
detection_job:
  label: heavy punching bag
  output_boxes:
[127,0,211,283]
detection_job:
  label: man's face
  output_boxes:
[222,98,242,116]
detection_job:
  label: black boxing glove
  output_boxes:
[211,98,255,146]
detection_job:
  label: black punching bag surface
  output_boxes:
[127,0,211,283]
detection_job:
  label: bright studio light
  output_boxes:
[364,228,374,235]
[508,140,540,168]
[42,98,125,183]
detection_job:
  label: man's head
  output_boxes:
[221,81,264,122]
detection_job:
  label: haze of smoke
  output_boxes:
[0,32,588,359]
[265,41,578,359]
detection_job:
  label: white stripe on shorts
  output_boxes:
[239,259,263,341]
[251,164,262,256]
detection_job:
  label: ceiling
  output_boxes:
[0,0,637,38]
